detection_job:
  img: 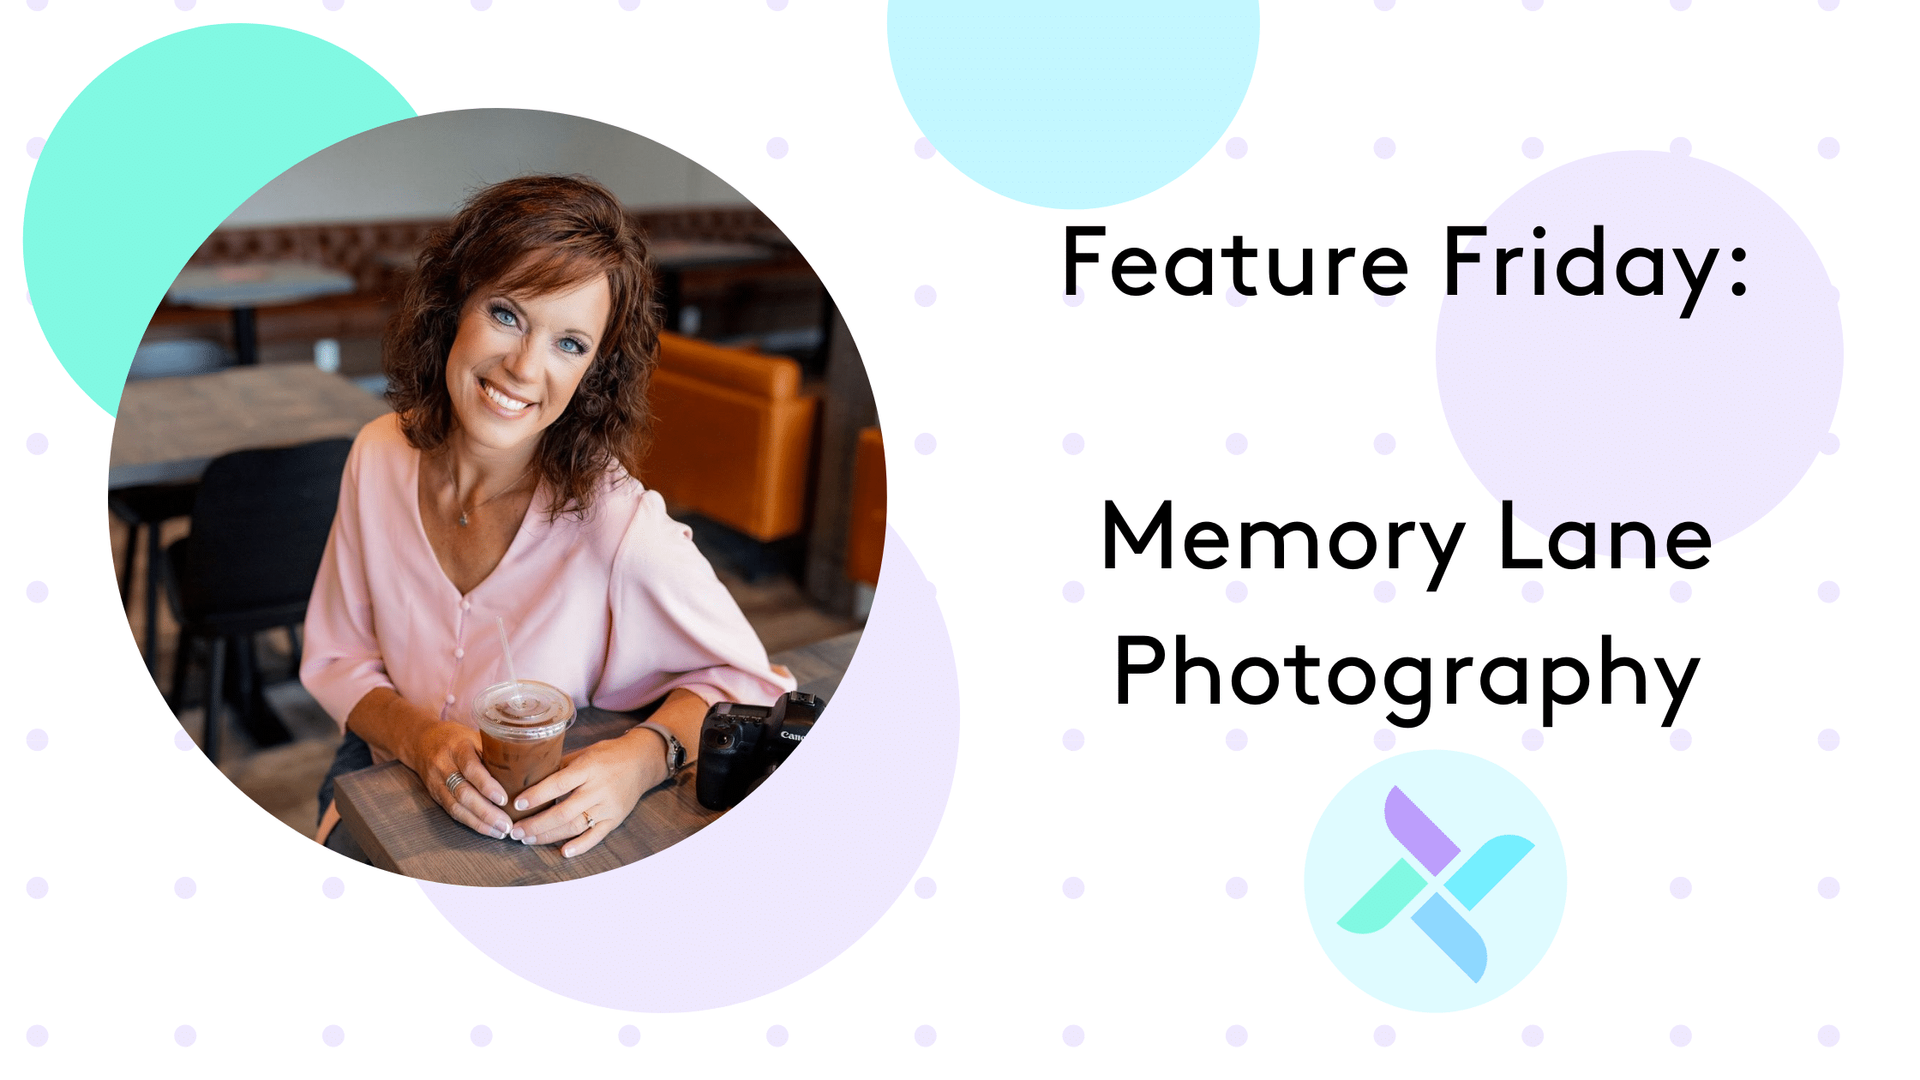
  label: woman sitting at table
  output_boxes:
[304,175,793,860]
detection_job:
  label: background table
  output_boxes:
[168,261,357,365]
[333,630,862,887]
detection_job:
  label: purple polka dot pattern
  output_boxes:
[1670,581,1692,603]
[1818,1024,1839,1046]
[25,729,47,752]
[1062,432,1085,455]
[1670,137,1692,157]
[1523,0,1543,10]
[1062,1024,1085,1047]
[1818,581,1840,603]
[1226,581,1247,603]
[914,433,936,455]
[470,1025,492,1047]
[618,1024,640,1047]
[1819,0,1840,10]
[1670,877,1692,899]
[26,136,46,160]
[322,1025,344,1047]
[1374,581,1395,603]
[1374,137,1396,160]
[1225,1025,1248,1047]
[470,0,490,11]
[1225,136,1246,159]
[1374,0,1395,10]
[1818,876,1839,899]
[766,1025,789,1047]
[27,877,48,899]
[766,137,789,159]
[1522,581,1543,604]
[914,137,935,159]
[1374,729,1396,751]
[26,433,48,454]
[176,0,196,10]
[1522,137,1544,159]
[26,581,48,603]
[1818,728,1840,751]
[1670,0,1691,10]
[1062,581,1084,603]
[915,876,937,898]
[1522,729,1543,751]
[1225,877,1248,899]
[1226,290,1246,308]
[322,877,344,899]
[175,1025,196,1047]
[1226,432,1248,455]
[1818,137,1840,160]
[1062,876,1084,900]
[914,285,937,307]
[1374,294,1395,307]
[1063,289,1084,307]
[1522,1024,1544,1046]
[1670,729,1692,751]
[620,0,641,9]
[1820,432,1840,455]
[1226,728,1247,751]
[1374,1025,1396,1047]
[767,0,789,9]
[174,877,196,899]
[914,1025,936,1047]
[1062,729,1084,751]
[174,729,194,751]
[27,1024,48,1046]
[1374,433,1396,454]
[1670,1025,1692,1047]
[27,0,49,13]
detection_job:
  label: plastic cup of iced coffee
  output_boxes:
[472,679,575,823]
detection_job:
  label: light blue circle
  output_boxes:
[887,0,1259,208]
[1304,751,1565,1012]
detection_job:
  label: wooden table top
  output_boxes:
[333,630,862,888]
[168,261,356,309]
[109,365,390,490]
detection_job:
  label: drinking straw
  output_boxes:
[496,616,522,704]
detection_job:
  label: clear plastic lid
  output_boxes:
[471,679,575,742]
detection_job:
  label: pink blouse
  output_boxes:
[300,414,794,763]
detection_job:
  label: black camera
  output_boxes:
[695,691,823,810]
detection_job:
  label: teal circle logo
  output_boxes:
[1305,751,1566,1012]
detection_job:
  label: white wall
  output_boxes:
[225,109,748,226]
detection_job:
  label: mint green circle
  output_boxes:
[24,25,413,416]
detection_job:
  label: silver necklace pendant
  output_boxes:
[458,511,470,527]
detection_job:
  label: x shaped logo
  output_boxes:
[1337,786,1534,982]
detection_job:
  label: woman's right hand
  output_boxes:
[404,720,514,839]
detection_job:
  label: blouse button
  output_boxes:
[454,647,465,659]
[460,599,471,611]
[445,693,457,704]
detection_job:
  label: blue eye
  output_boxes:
[559,338,585,355]
[490,305,518,327]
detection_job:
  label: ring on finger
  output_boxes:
[582,810,597,830]
[445,771,466,795]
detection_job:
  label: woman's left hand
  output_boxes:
[508,725,670,856]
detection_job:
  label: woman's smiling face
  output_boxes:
[443,270,613,455]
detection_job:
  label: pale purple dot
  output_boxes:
[1522,1024,1544,1046]
[1062,432,1084,455]
[1670,1025,1692,1047]
[1670,137,1692,157]
[27,1025,48,1046]
[1225,877,1248,899]
[1670,729,1692,751]
[174,877,196,899]
[1522,136,1544,159]
[1670,0,1691,10]
[1374,293,1395,307]
[1225,136,1247,159]
[1225,1025,1248,1047]
[1226,580,1247,603]
[175,0,195,10]
[1062,876,1084,899]
[469,0,490,10]
[25,729,47,751]
[1374,0,1395,9]
[322,1025,345,1047]
[174,729,194,751]
[1817,876,1839,899]
[26,137,45,159]
[1374,729,1396,751]
[914,1025,936,1047]
[1063,288,1084,307]
[27,0,49,12]
[1818,728,1840,751]
[1062,1025,1085,1047]
[27,877,48,899]
[1374,137,1396,159]
[1670,876,1692,899]
[1374,432,1396,454]
[914,285,938,308]
[26,432,48,454]
[767,0,789,9]
[1817,1024,1839,1046]
[26,580,48,603]
[1225,432,1248,455]
[1062,581,1085,604]
[1670,581,1692,603]
[322,877,344,899]
[1819,432,1839,455]
[470,1025,492,1047]
[913,136,935,159]
[1818,0,1839,10]
[619,0,639,9]
[914,433,936,455]
[915,876,937,898]
[1521,581,1543,603]
[1818,581,1840,603]
[1062,729,1084,752]
[1374,1025,1396,1047]
[174,1025,196,1047]
[1817,137,1840,160]
[1226,290,1246,307]
[1374,581,1395,603]
[1522,729,1543,751]
[618,1025,640,1047]
[766,136,789,159]
[766,1025,789,1047]
[326,0,346,11]
[1226,728,1247,751]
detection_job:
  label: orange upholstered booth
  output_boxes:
[845,426,887,587]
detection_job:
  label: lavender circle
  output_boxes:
[618,1025,640,1047]
[767,0,789,9]
[1522,729,1543,751]
[1062,876,1084,900]
[1225,728,1248,751]
[914,1025,936,1047]
[914,433,936,455]
[175,0,196,10]
[1225,137,1247,159]
[765,136,789,159]
[1062,581,1085,603]
[1670,876,1692,899]
[1818,876,1839,899]
[1522,1024,1544,1046]
[1374,433,1396,454]
[27,0,49,12]
[1226,290,1246,308]
[1062,1025,1085,1047]
[1670,1025,1692,1047]
[1670,581,1692,603]
[26,432,48,454]
[1818,1024,1839,1046]
[1225,1025,1248,1047]
[469,0,489,10]
[1818,728,1840,750]
[1374,729,1396,751]
[1374,1024,1396,1047]
[175,1025,196,1047]
[25,729,47,751]
[766,1025,789,1047]
[1063,289,1084,307]
[1670,729,1692,751]
[322,1025,344,1047]
[914,284,937,307]
[1817,137,1840,160]
[25,134,45,158]
[1374,0,1395,9]
[1375,294,1395,308]
[1522,0,1543,10]
[1226,581,1248,603]
[326,0,346,11]
[620,0,641,9]
[1225,877,1248,899]
[470,1025,492,1047]
[1226,432,1248,455]
[1374,581,1396,603]
[914,137,935,159]
[1521,581,1543,604]
[1818,581,1839,603]
[1062,432,1085,455]
[322,877,344,899]
[1438,152,1840,548]
[26,580,48,603]
[1522,137,1544,159]
[174,877,196,899]
[915,876,937,898]
[27,877,48,899]
[1819,0,1839,9]
[1670,137,1692,157]
[1819,432,1839,455]
[174,729,194,751]
[1670,0,1690,9]
[1061,729,1084,752]
[27,1025,48,1046]
[1374,137,1396,160]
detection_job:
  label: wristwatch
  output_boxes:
[636,720,686,775]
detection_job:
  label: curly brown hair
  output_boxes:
[384,174,658,519]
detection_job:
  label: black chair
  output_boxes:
[163,438,352,764]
